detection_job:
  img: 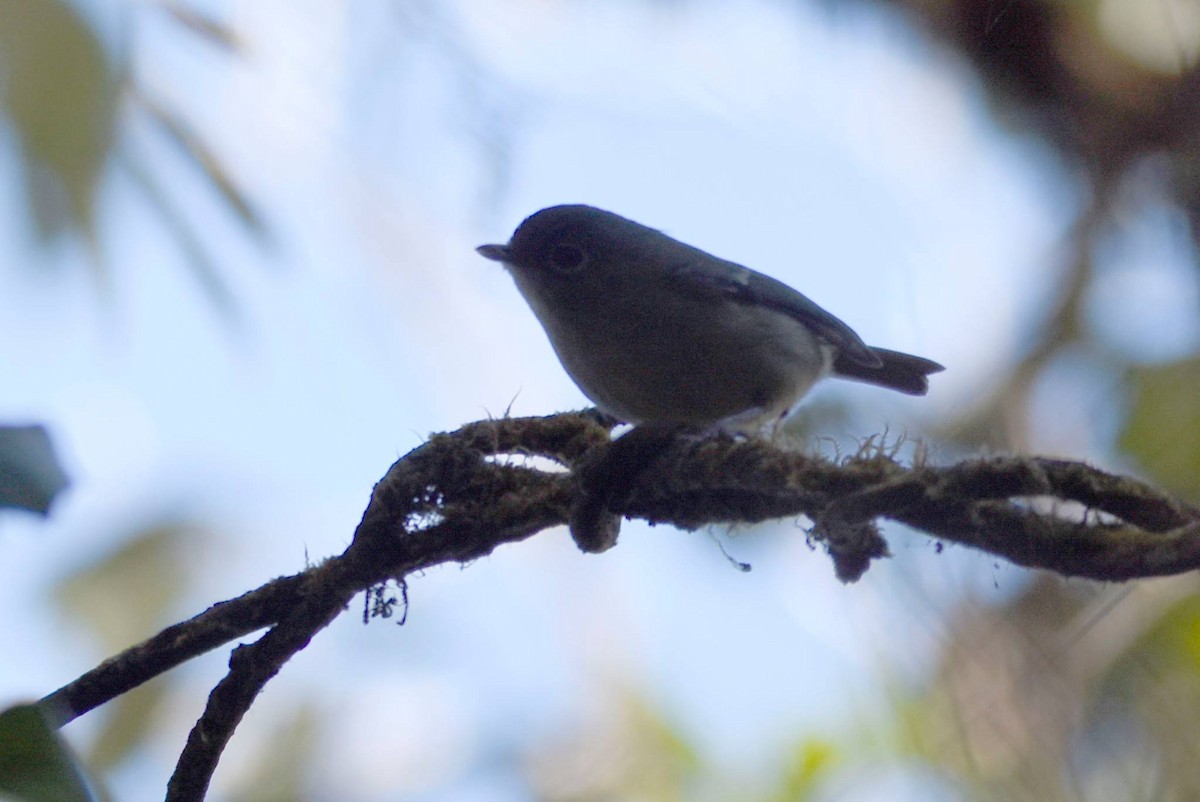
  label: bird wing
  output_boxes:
[668,256,883,368]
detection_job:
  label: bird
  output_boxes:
[477,204,943,433]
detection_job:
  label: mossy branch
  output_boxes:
[36,410,1200,801]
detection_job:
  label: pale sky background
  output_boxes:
[1,0,1196,800]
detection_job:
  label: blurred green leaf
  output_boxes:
[623,692,702,799]
[1090,589,1200,799]
[0,0,118,240]
[1105,594,1200,681]
[528,689,704,801]
[54,523,193,650]
[0,704,94,802]
[54,524,197,776]
[83,679,169,774]
[770,738,839,802]
[1120,357,1200,498]
[0,425,69,516]
[227,703,320,802]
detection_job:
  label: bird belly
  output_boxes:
[541,299,829,427]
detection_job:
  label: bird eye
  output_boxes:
[550,244,586,271]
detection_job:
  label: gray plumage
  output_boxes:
[478,204,942,430]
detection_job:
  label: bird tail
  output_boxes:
[832,347,944,396]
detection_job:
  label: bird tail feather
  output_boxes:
[832,347,944,396]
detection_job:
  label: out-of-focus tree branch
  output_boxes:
[852,0,1200,481]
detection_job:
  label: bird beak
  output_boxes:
[476,244,510,262]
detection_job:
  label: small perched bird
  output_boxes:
[478,205,943,433]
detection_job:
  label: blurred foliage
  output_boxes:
[872,0,1200,212]
[223,703,321,802]
[0,0,116,243]
[892,575,1200,801]
[0,703,93,802]
[82,678,170,777]
[134,90,264,236]
[0,0,259,314]
[0,426,68,516]
[46,521,320,800]
[846,7,1200,790]
[767,738,841,802]
[53,524,193,779]
[1120,356,1200,499]
[853,0,1200,452]
[527,690,843,801]
[528,691,702,801]
[55,523,192,648]
[157,0,243,52]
